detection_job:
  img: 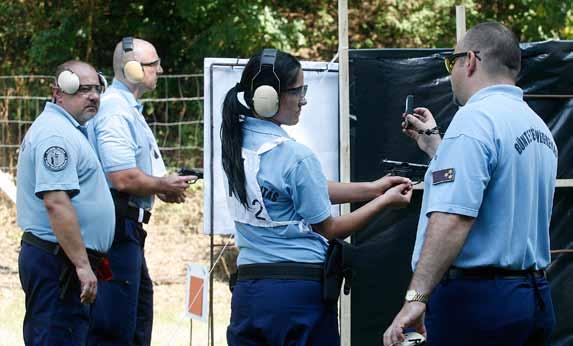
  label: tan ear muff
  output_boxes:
[124,60,144,83]
[57,70,80,94]
[252,85,279,118]
[251,48,280,118]
[122,36,144,84]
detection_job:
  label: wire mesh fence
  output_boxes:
[0,74,204,176]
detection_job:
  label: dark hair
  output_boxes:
[461,22,521,80]
[221,50,301,206]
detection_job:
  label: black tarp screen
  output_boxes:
[348,41,573,346]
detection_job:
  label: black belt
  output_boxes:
[22,232,104,258]
[124,206,151,224]
[237,262,324,281]
[110,188,151,224]
[446,266,546,280]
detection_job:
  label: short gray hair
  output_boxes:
[461,22,521,80]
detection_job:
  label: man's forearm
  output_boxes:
[409,212,474,295]
[44,191,90,269]
[108,168,165,197]
[328,181,377,204]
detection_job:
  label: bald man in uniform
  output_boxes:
[87,38,195,345]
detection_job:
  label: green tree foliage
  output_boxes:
[1,0,571,169]
[1,0,572,74]
[341,0,572,51]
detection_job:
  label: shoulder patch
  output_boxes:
[432,168,455,185]
[43,146,69,171]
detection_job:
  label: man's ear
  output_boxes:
[466,51,478,77]
[51,86,61,103]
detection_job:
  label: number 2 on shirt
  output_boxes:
[251,199,266,221]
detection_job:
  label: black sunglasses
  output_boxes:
[444,51,481,73]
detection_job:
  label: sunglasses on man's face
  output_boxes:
[444,51,481,73]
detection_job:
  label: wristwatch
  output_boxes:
[405,289,429,304]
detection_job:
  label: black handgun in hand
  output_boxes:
[381,159,428,184]
[178,167,204,179]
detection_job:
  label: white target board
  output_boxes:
[203,58,339,235]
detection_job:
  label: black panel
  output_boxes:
[349,41,573,346]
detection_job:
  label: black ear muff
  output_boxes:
[57,69,80,94]
[251,48,280,118]
[122,37,144,83]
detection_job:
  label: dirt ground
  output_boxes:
[0,182,236,346]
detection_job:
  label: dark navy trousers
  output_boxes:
[425,275,555,346]
[88,218,153,346]
[19,242,90,346]
[227,279,340,346]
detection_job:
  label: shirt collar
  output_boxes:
[44,102,82,129]
[109,79,144,113]
[465,84,523,105]
[243,116,291,138]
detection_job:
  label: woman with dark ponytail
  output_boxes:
[222,49,413,345]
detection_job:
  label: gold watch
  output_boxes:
[405,290,429,304]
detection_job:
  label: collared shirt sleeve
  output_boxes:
[284,154,332,224]
[425,134,495,217]
[95,113,138,172]
[34,136,79,198]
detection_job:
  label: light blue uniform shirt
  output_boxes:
[412,85,557,270]
[88,79,156,209]
[16,102,115,253]
[235,117,332,265]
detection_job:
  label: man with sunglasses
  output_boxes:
[384,22,557,346]
[16,60,115,345]
[87,38,195,345]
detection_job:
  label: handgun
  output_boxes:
[381,159,428,184]
[178,167,204,179]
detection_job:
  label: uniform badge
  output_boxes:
[432,168,455,185]
[43,146,69,171]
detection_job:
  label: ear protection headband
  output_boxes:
[56,69,107,95]
[122,36,145,83]
[251,48,280,118]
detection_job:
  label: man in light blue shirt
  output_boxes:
[16,60,115,345]
[87,37,195,346]
[384,22,557,346]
